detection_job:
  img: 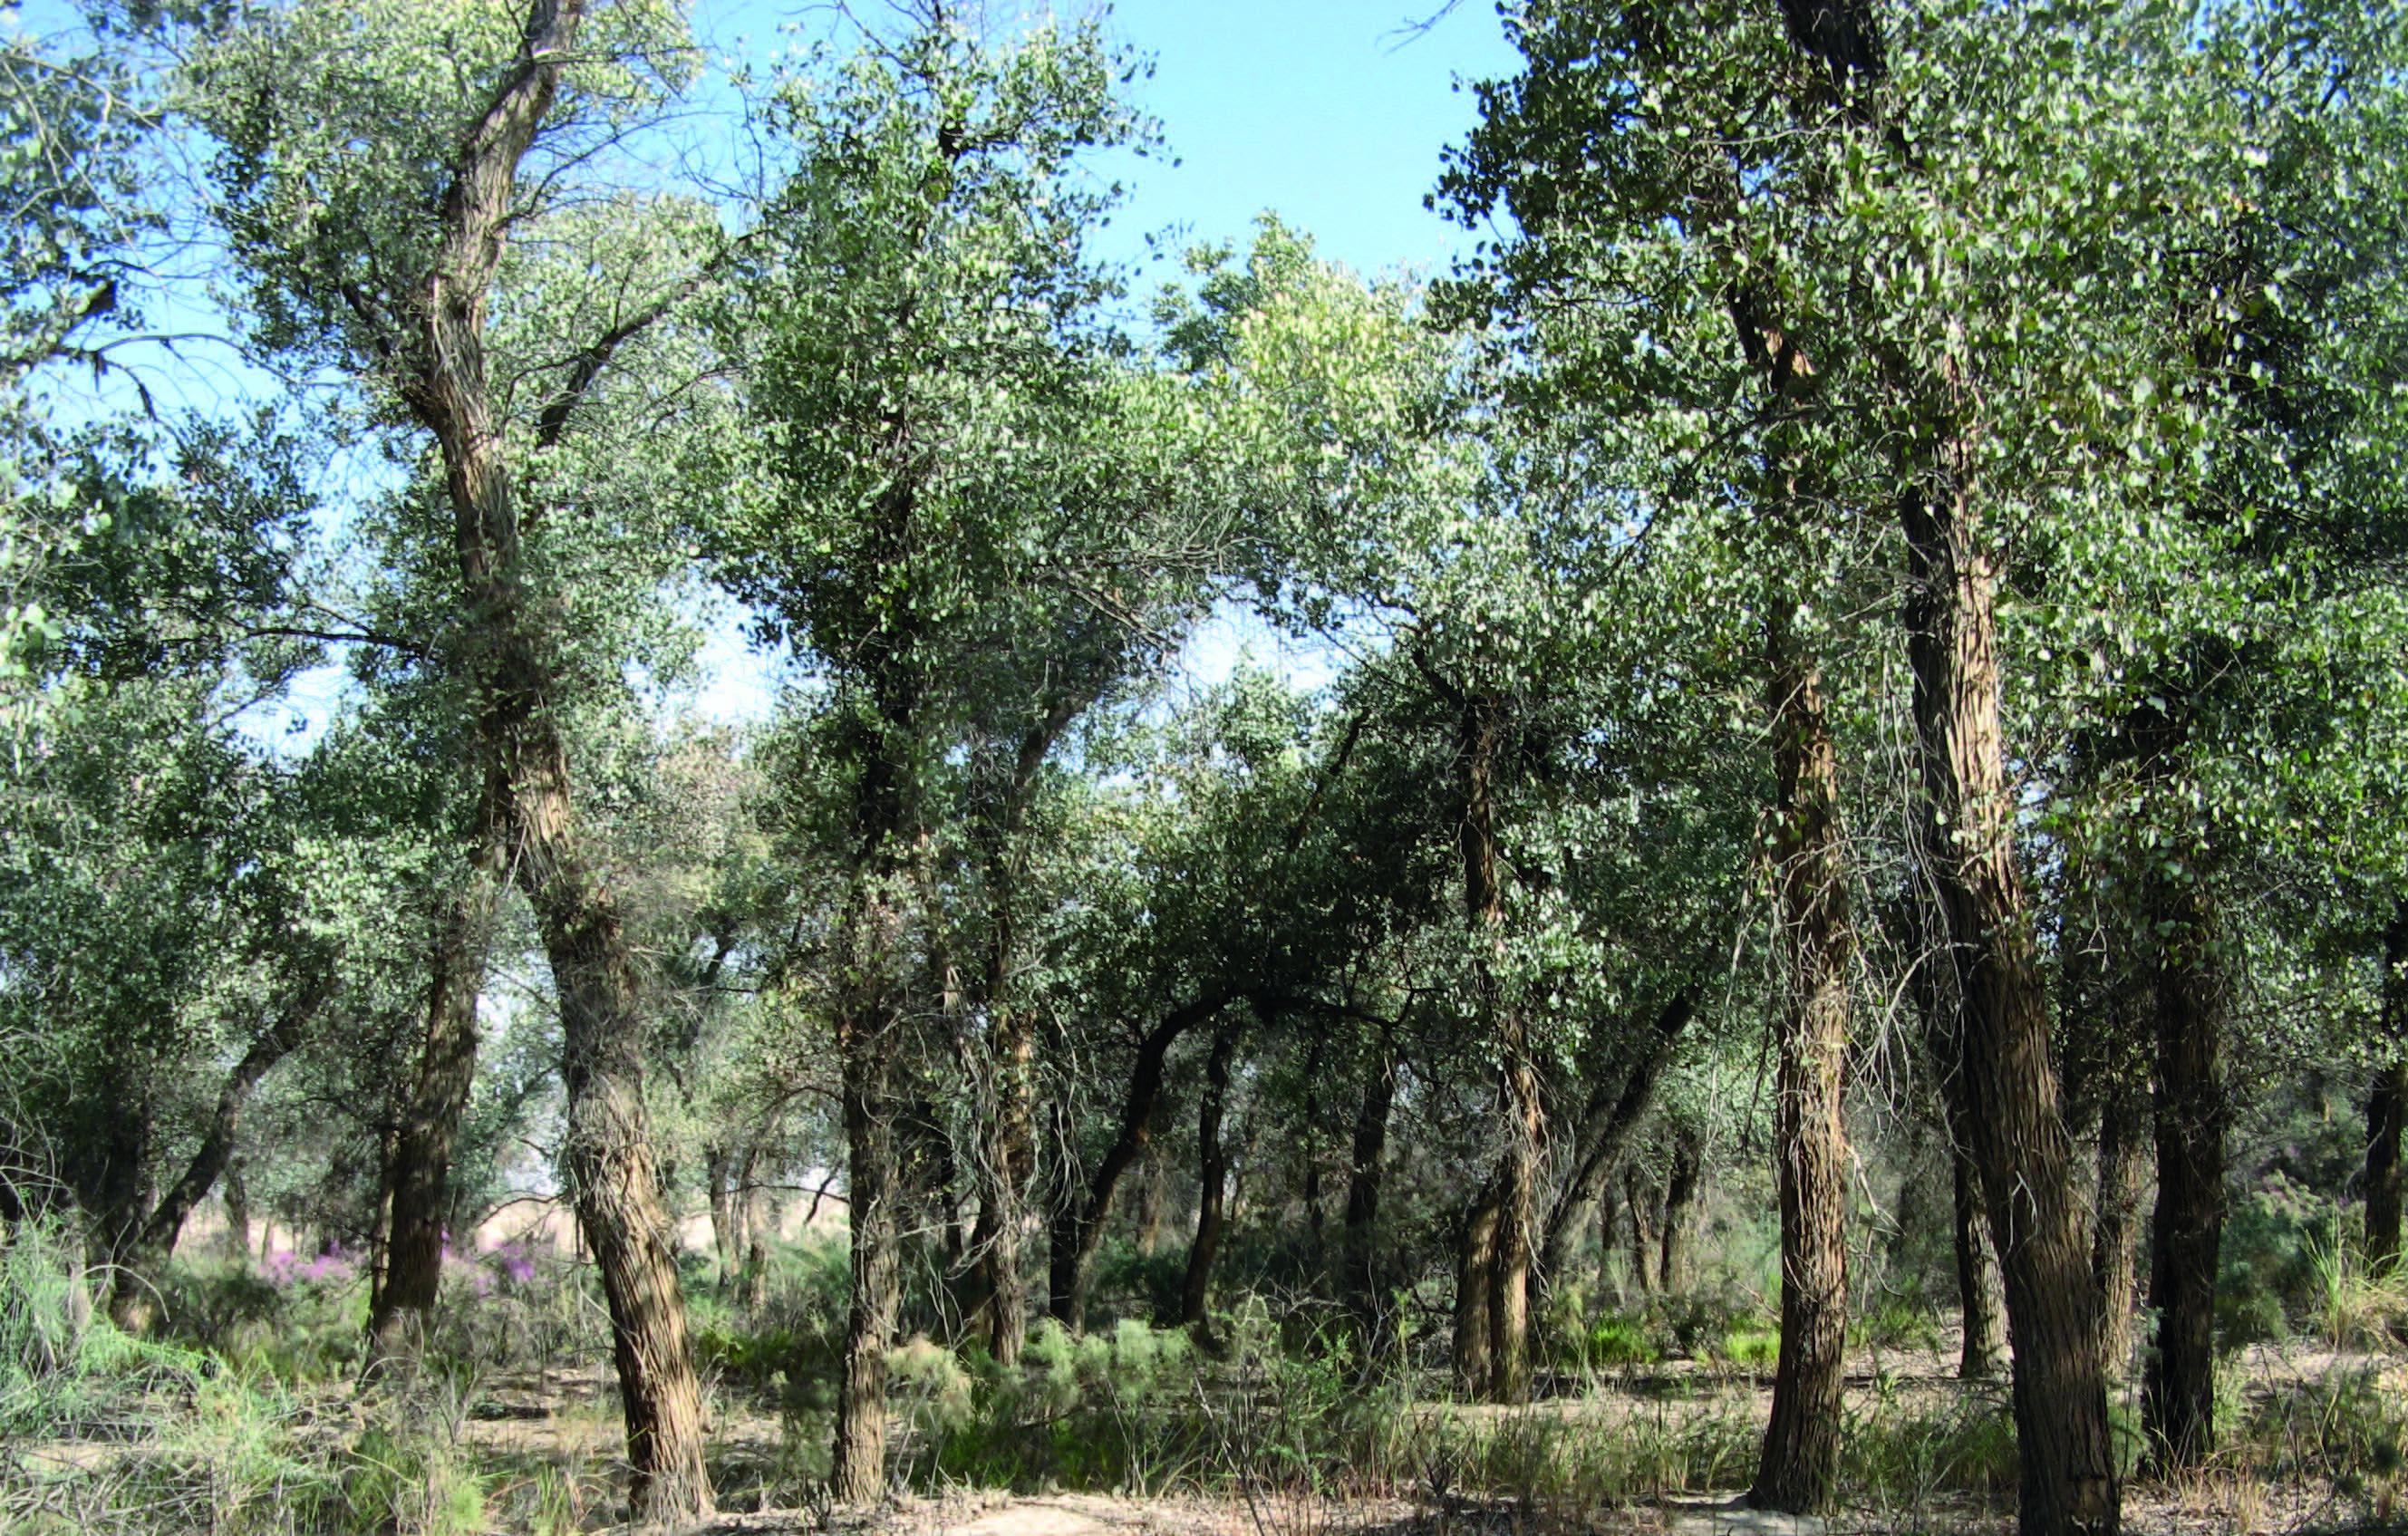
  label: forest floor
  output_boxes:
[425,1342,2407,1536]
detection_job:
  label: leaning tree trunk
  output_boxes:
[1342,1035,1398,1354]
[1180,1014,1242,1331]
[110,982,324,1332]
[2143,881,2226,1473]
[1752,615,1853,1516]
[2368,911,2408,1270]
[396,0,710,1518]
[522,758,714,1521]
[1049,993,1228,1332]
[1538,991,1697,1285]
[1903,459,2118,1536]
[369,831,503,1365]
[2092,1077,2150,1381]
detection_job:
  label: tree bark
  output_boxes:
[109,983,324,1332]
[1751,615,1852,1516]
[706,1143,739,1288]
[1454,1176,1502,1396]
[2091,1078,2149,1380]
[2367,911,2408,1270]
[1049,992,1230,1332]
[1950,1132,2007,1379]
[833,887,905,1505]
[385,1,712,1518]
[223,1155,251,1260]
[1539,991,1697,1284]
[1134,1138,1171,1257]
[1180,1013,1242,1330]
[1659,1130,1700,1294]
[1903,460,2118,1536]
[1454,691,1541,1405]
[963,710,1070,1363]
[2142,881,2226,1473]
[1342,1034,1398,1353]
[1623,1164,1659,1300]
[369,838,502,1364]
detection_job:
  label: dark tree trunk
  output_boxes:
[109,985,323,1332]
[1903,463,2118,1536]
[1539,992,1697,1284]
[1301,1050,1326,1261]
[369,842,501,1364]
[1180,1014,1242,1330]
[1454,1176,1502,1396]
[2092,1078,2149,1380]
[1949,1133,2006,1379]
[1446,690,1542,1405]
[833,928,904,1506]
[1049,993,1229,1332]
[1752,615,1852,1516]
[2367,911,2408,1270]
[1623,1164,1659,1299]
[2142,884,2226,1473]
[1342,1036,1398,1351]
[1659,1131,1700,1294]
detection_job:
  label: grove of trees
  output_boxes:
[5,2,2408,1535]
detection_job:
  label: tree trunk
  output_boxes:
[1450,689,1542,1405]
[1950,1132,2007,1379]
[2091,1079,2149,1380]
[1752,616,1852,1516]
[1623,1164,1659,1300]
[2142,884,2226,1473]
[833,922,904,1506]
[1049,993,1228,1332]
[1903,463,2118,1536]
[1490,1025,1542,1405]
[967,1003,1037,1361]
[1454,1176,1502,1396]
[1342,1035,1398,1352]
[706,1144,739,1288]
[1659,1131,1699,1294]
[110,987,322,1332]
[392,1,711,1517]
[528,795,713,1521]
[1134,1138,1170,1257]
[2367,911,2408,1270]
[369,845,501,1364]
[1539,992,1697,1284]
[1181,1014,1242,1330]
[223,1156,251,1260]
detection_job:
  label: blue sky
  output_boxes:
[1082,0,1520,277]
[692,0,1522,278]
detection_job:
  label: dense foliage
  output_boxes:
[4,1,2407,1533]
